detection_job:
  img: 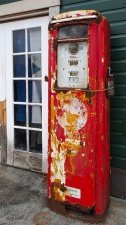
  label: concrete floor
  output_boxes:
[0,164,126,225]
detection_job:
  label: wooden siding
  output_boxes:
[61,0,126,170]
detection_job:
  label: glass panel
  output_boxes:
[28,54,41,78]
[14,105,26,126]
[28,27,41,52]
[29,130,42,153]
[57,42,88,89]
[14,128,26,151]
[58,25,88,39]
[13,55,26,78]
[29,106,42,128]
[13,30,25,53]
[14,80,26,102]
[28,81,42,103]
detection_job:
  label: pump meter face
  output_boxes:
[58,25,88,39]
[57,41,88,89]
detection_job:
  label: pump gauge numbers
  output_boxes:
[57,41,88,89]
[68,43,78,54]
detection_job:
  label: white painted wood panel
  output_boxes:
[0,0,60,17]
[5,16,49,172]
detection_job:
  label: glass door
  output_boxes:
[5,16,48,173]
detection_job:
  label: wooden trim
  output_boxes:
[0,9,49,23]
[0,101,7,164]
[0,0,60,17]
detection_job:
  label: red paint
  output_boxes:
[48,10,111,219]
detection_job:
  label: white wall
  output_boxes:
[0,0,60,17]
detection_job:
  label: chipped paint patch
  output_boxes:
[57,96,88,135]
[52,10,100,21]
[51,136,66,185]
[102,58,104,63]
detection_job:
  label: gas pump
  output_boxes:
[48,10,114,222]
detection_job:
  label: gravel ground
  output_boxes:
[0,164,126,225]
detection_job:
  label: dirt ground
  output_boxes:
[0,164,126,225]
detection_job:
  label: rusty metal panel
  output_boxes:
[48,10,111,221]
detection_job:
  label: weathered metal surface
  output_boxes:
[0,101,7,164]
[51,10,102,24]
[48,10,110,220]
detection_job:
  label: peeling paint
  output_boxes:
[102,58,104,63]
[57,95,88,134]
[48,9,111,219]
[0,100,7,164]
[0,100,6,126]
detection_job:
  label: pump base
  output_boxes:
[47,198,110,223]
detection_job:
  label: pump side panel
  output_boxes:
[95,18,110,215]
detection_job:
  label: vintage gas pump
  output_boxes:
[48,10,114,222]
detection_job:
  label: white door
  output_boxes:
[5,16,48,173]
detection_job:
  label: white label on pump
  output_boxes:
[57,42,88,89]
[66,186,81,199]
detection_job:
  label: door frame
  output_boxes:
[4,16,48,173]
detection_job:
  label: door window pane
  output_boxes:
[13,30,25,53]
[13,55,26,78]
[14,128,26,151]
[14,80,26,102]
[12,26,42,156]
[28,54,41,78]
[14,105,26,126]
[28,27,41,52]
[29,106,42,128]
[28,81,42,103]
[29,130,42,153]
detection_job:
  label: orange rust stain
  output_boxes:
[51,72,55,78]
[53,186,66,201]
[51,96,56,131]
[52,10,100,21]
[0,100,6,126]
[51,171,54,177]
[66,111,79,125]
[66,157,75,175]
[90,172,95,179]
[52,180,67,201]
[57,92,73,106]
[91,112,96,116]
[65,126,77,137]
[52,135,58,147]
[54,179,61,184]
[62,141,79,157]
[76,92,89,102]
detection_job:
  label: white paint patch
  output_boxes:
[102,58,104,63]
[57,98,88,131]
[51,137,66,184]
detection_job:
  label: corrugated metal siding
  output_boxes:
[61,0,126,170]
[0,0,20,5]
[61,0,125,12]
